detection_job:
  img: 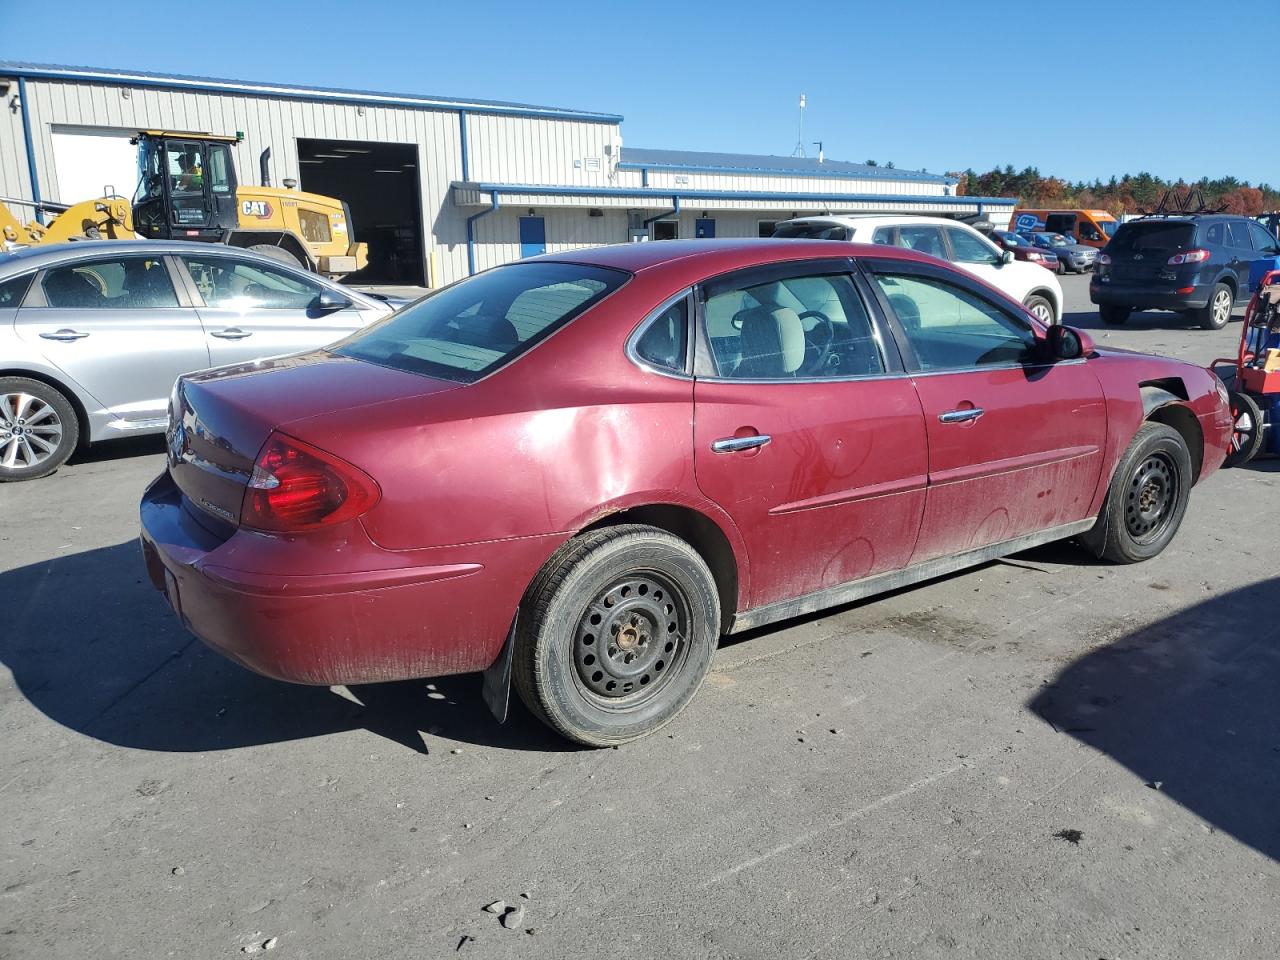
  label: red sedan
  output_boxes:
[139,239,1232,745]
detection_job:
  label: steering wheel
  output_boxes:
[797,309,836,373]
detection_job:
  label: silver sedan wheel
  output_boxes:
[1212,289,1231,327]
[1,392,64,470]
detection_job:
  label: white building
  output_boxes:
[1,62,1015,286]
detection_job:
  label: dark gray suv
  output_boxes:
[1090,214,1280,330]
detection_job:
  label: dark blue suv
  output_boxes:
[1090,214,1280,330]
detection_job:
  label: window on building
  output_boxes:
[652,220,679,241]
[757,221,778,238]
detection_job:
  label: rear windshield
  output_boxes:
[1110,222,1195,253]
[772,223,851,241]
[333,262,627,383]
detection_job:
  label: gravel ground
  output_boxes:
[2,272,1277,959]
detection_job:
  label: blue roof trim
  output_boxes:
[457,182,1015,206]
[0,61,624,124]
[621,147,955,185]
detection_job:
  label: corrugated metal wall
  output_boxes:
[4,76,627,284]
[616,168,948,197]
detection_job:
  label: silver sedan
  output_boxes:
[0,240,401,481]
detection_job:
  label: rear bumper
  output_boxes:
[1090,279,1210,311]
[139,471,562,685]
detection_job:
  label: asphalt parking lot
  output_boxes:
[2,272,1277,959]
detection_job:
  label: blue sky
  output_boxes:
[8,0,1278,186]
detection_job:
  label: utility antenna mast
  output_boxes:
[792,94,807,157]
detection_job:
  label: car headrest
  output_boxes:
[44,270,102,308]
[739,305,805,376]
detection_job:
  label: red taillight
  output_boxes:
[241,432,380,532]
[1167,249,1210,265]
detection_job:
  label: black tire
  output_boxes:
[1224,391,1265,468]
[246,243,304,269]
[1024,294,1056,325]
[513,524,720,746]
[1078,422,1193,564]
[1055,260,1065,275]
[1196,282,1233,331]
[0,376,80,482]
[1100,304,1130,326]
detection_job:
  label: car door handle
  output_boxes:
[39,328,90,341]
[211,327,252,340]
[939,408,984,424]
[712,434,772,453]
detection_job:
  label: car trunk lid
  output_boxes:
[167,352,457,532]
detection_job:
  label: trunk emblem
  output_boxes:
[1133,253,1144,260]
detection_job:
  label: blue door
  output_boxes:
[695,218,716,239]
[519,216,546,258]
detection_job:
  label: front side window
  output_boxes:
[334,262,626,383]
[894,225,946,259]
[633,297,688,372]
[873,272,1035,371]
[41,257,177,309]
[1248,221,1280,254]
[166,141,205,196]
[945,227,1000,264]
[703,272,883,380]
[135,139,164,204]
[184,257,323,310]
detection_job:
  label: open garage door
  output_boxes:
[298,138,424,285]
[51,126,138,204]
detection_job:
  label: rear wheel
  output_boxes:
[0,377,80,482]
[513,525,720,746]
[1224,390,1265,467]
[246,243,305,269]
[1100,304,1130,326]
[1078,422,1192,563]
[1197,282,1233,330]
[1024,295,1055,325]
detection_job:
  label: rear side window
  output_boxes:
[772,223,850,241]
[0,272,33,307]
[334,262,626,383]
[1227,221,1254,250]
[1204,223,1225,246]
[41,257,177,308]
[895,225,946,258]
[872,227,895,245]
[1110,222,1195,253]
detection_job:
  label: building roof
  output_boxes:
[620,147,956,185]
[0,61,624,124]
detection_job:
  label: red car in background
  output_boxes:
[140,239,1232,745]
[991,229,1062,272]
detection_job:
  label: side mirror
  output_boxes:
[1044,324,1093,360]
[315,289,352,313]
[1000,249,1015,265]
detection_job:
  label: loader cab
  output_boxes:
[132,133,239,241]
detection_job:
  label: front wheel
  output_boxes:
[513,525,721,746]
[1024,295,1055,325]
[0,377,80,482]
[1224,391,1264,467]
[1078,422,1193,564]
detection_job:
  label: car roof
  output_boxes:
[0,239,304,274]
[778,214,968,230]
[536,237,938,280]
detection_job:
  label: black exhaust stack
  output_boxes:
[260,148,272,188]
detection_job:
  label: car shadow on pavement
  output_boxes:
[1028,577,1280,863]
[66,434,167,467]
[1062,306,1245,333]
[1,540,572,755]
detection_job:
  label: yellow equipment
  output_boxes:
[0,131,367,279]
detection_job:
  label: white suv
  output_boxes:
[773,215,1063,324]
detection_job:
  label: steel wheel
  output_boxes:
[1125,451,1179,544]
[1,391,64,470]
[573,571,690,707]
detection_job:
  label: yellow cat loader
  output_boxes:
[1,131,367,279]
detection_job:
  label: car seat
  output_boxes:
[44,270,103,308]
[733,304,806,378]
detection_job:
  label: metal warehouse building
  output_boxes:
[1,62,1015,287]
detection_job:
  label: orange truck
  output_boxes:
[1012,208,1119,249]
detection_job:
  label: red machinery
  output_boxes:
[1213,269,1280,466]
